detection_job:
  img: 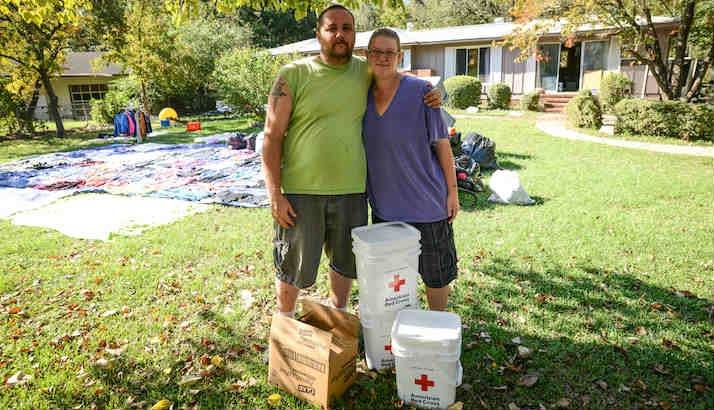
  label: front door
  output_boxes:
[537,43,560,92]
[558,42,581,92]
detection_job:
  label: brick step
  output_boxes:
[544,107,566,113]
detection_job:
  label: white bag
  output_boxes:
[488,170,535,205]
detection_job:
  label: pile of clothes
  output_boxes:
[113,109,153,138]
[0,140,268,208]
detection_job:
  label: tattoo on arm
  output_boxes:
[270,77,287,98]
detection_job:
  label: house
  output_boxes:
[34,51,123,121]
[270,17,681,111]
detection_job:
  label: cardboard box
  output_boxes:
[268,299,360,409]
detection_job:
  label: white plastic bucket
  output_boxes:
[391,309,462,409]
[360,310,398,370]
[352,222,421,316]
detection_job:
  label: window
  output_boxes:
[582,41,608,71]
[68,84,108,120]
[455,47,490,83]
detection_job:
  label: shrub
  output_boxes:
[213,48,296,118]
[90,77,140,124]
[614,99,714,141]
[0,78,38,136]
[565,90,603,129]
[443,75,481,109]
[520,91,540,111]
[600,72,632,112]
[487,83,511,109]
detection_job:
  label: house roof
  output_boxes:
[61,52,123,77]
[270,16,679,55]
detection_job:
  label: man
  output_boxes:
[263,4,441,317]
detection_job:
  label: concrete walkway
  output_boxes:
[535,120,714,158]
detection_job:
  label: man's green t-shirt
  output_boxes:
[278,56,371,195]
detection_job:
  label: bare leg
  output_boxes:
[329,269,353,309]
[276,278,300,313]
[426,285,450,311]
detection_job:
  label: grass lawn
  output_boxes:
[1,117,712,409]
[563,123,714,148]
[0,117,258,164]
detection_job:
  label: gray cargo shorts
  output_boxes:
[273,193,368,289]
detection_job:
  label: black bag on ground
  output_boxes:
[461,132,498,170]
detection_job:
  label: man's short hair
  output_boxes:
[317,4,355,28]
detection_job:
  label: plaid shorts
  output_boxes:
[373,215,458,288]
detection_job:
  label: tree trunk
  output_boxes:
[668,0,697,100]
[39,71,64,137]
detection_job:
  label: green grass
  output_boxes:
[565,123,714,147]
[1,117,712,409]
[0,117,258,164]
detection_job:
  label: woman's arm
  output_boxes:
[434,139,459,222]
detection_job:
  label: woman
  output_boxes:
[362,28,459,311]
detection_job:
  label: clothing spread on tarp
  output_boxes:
[0,141,268,212]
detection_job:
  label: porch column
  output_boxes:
[607,36,621,72]
[524,53,537,92]
[489,46,502,84]
[444,47,456,79]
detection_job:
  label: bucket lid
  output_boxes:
[390,309,462,359]
[352,222,421,253]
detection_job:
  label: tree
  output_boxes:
[508,0,714,101]
[237,7,317,48]
[213,48,295,118]
[353,2,407,30]
[0,0,91,137]
[409,0,508,29]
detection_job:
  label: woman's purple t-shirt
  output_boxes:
[362,75,449,223]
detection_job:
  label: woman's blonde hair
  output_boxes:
[368,27,401,51]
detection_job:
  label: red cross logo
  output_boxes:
[388,274,406,292]
[414,374,435,391]
[384,344,392,352]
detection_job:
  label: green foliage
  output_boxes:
[520,91,540,111]
[600,72,633,112]
[565,90,602,129]
[487,83,512,109]
[353,2,407,30]
[0,0,91,136]
[237,7,317,48]
[614,99,714,141]
[213,48,295,117]
[0,79,38,136]
[444,76,482,109]
[90,77,141,124]
[409,0,506,29]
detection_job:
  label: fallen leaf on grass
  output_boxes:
[105,346,125,357]
[151,399,171,410]
[662,338,680,350]
[267,393,281,406]
[511,337,522,345]
[447,402,464,410]
[517,373,539,387]
[80,289,94,300]
[6,371,32,386]
[659,401,672,409]
[636,326,648,336]
[508,403,520,410]
[178,375,202,387]
[517,346,533,359]
[101,310,117,318]
[594,380,608,390]
[635,379,648,390]
[653,364,670,375]
[210,355,223,367]
[555,398,570,408]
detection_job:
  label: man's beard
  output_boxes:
[323,41,353,59]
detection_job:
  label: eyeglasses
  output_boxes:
[367,49,399,59]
